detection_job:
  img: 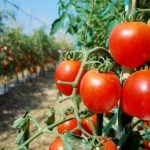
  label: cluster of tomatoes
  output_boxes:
[109,22,150,121]
[50,21,150,149]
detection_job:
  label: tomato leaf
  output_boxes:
[13,112,30,147]
[12,117,27,129]
[0,52,5,58]
[50,13,65,35]
[15,126,30,146]
[107,20,119,34]
[142,127,150,141]
[103,112,117,135]
[12,113,30,130]
[100,3,113,17]
[45,107,55,126]
[15,131,25,145]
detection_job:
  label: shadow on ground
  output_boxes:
[0,71,56,132]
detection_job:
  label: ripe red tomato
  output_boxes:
[102,138,117,150]
[121,70,150,121]
[144,120,150,128]
[29,66,37,75]
[81,114,97,135]
[80,69,121,113]
[57,115,82,136]
[55,60,86,96]
[49,137,64,150]
[143,140,150,150]
[49,137,117,150]
[109,22,150,68]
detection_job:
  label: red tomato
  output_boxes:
[49,137,117,150]
[143,140,150,150]
[0,47,3,51]
[121,70,150,121]
[29,66,37,75]
[80,69,121,113]
[49,137,64,150]
[81,114,97,135]
[16,66,22,73]
[109,22,150,68]
[144,120,150,128]
[55,60,86,96]
[57,115,82,136]
[102,138,117,150]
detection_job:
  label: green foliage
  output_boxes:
[51,0,150,49]
[51,0,124,48]
[0,10,16,33]
[13,112,30,146]
[0,25,72,76]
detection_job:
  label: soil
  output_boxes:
[0,71,69,150]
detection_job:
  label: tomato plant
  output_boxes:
[49,137,64,150]
[80,69,121,113]
[55,60,86,96]
[57,115,82,136]
[121,70,150,121]
[81,114,97,135]
[109,22,150,68]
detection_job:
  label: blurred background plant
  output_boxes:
[0,8,73,92]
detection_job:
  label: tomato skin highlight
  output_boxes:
[55,60,86,96]
[57,116,82,136]
[49,137,64,150]
[109,22,150,68]
[80,69,121,113]
[81,114,97,135]
[93,138,117,150]
[121,70,150,121]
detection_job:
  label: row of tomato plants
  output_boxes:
[0,27,71,80]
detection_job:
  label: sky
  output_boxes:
[0,0,59,34]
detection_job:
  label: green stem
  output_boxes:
[137,8,150,12]
[85,61,100,65]
[30,113,42,130]
[57,80,74,86]
[58,96,72,103]
[103,112,117,136]
[15,130,42,150]
[96,114,103,136]
[80,128,99,139]
[16,47,109,149]
[15,115,75,150]
[72,88,81,124]
[87,117,97,136]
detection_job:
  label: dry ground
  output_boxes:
[0,71,69,150]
